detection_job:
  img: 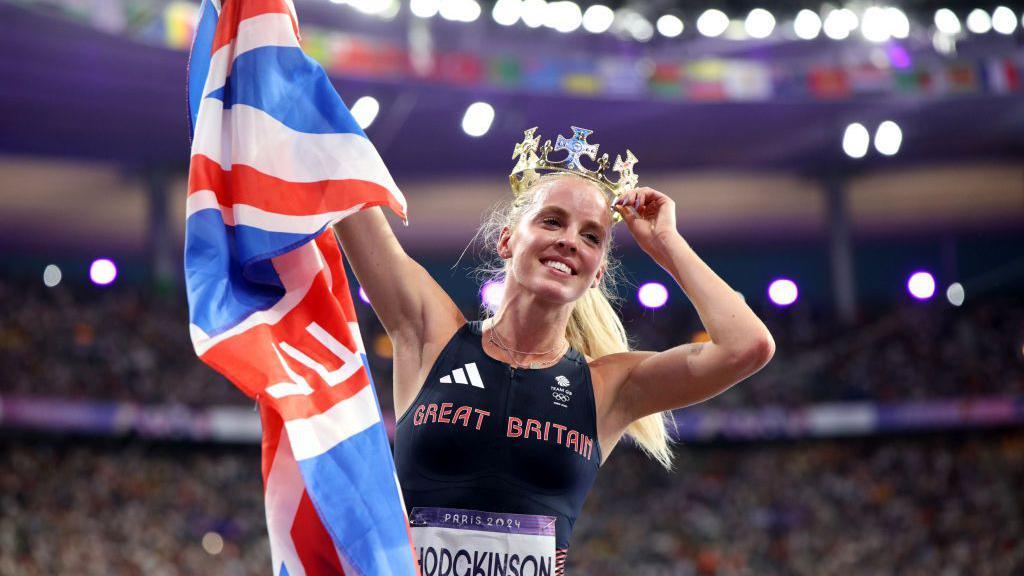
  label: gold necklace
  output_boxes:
[488,324,568,370]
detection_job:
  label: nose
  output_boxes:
[556,236,578,253]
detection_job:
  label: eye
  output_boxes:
[541,217,560,227]
[584,233,601,245]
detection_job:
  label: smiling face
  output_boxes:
[498,175,613,305]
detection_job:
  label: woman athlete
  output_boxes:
[333,127,774,576]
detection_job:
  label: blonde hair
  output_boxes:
[472,173,675,470]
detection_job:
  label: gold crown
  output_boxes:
[509,126,638,223]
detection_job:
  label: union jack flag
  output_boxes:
[184,0,418,574]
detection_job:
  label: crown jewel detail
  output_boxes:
[509,126,639,223]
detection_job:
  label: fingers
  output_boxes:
[613,187,658,217]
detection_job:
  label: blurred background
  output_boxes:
[2,0,1024,574]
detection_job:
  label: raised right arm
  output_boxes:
[331,208,465,412]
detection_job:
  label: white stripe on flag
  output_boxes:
[265,427,308,576]
[187,189,367,235]
[191,99,406,211]
[202,13,301,98]
[189,241,325,355]
[283,383,381,461]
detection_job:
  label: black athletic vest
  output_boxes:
[394,321,602,559]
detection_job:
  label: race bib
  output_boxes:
[409,507,557,576]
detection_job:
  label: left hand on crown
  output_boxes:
[613,187,680,264]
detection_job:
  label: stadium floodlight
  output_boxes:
[966,8,991,34]
[874,120,902,156]
[946,282,965,306]
[481,280,505,311]
[793,9,822,40]
[439,0,481,22]
[350,96,380,129]
[43,264,62,287]
[492,0,521,26]
[638,282,669,308]
[410,0,440,18]
[934,8,962,34]
[768,278,798,307]
[358,287,370,304]
[521,0,547,28]
[745,8,775,39]
[861,6,890,42]
[823,8,857,40]
[462,102,495,137]
[991,6,1017,34]
[628,14,654,41]
[842,123,870,159]
[886,7,910,39]
[90,258,117,286]
[547,1,583,33]
[582,4,614,33]
[696,9,729,37]
[656,14,684,38]
[907,271,936,300]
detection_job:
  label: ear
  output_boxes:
[591,262,606,289]
[496,226,513,260]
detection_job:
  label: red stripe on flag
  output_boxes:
[198,238,375,421]
[292,491,346,575]
[188,154,407,222]
[212,0,300,55]
[261,404,286,485]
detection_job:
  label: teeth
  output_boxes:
[543,260,571,274]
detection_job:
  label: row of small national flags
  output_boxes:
[184,0,418,574]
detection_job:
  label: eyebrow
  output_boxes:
[537,205,607,232]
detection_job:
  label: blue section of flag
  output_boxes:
[187,0,219,136]
[206,46,367,137]
[184,209,286,337]
[297,421,416,575]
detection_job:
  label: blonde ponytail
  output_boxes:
[473,173,675,470]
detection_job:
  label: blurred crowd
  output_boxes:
[2,430,1021,575]
[1,279,1022,410]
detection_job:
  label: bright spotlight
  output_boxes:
[966,8,992,34]
[861,6,890,42]
[745,8,775,39]
[521,0,546,28]
[462,102,494,137]
[90,258,117,286]
[481,280,505,311]
[358,286,370,304]
[440,0,481,22]
[934,8,962,35]
[350,96,380,129]
[656,14,684,38]
[886,7,910,39]
[492,0,521,26]
[946,282,965,306]
[547,1,583,33]
[842,123,870,159]
[907,271,936,300]
[793,9,822,40]
[768,278,798,307]
[874,120,902,156]
[696,9,729,37]
[992,6,1017,34]
[582,4,613,33]
[43,264,62,287]
[638,282,669,309]
[627,15,654,41]
[410,0,440,18]
[823,8,857,40]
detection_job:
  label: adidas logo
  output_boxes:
[439,362,485,389]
